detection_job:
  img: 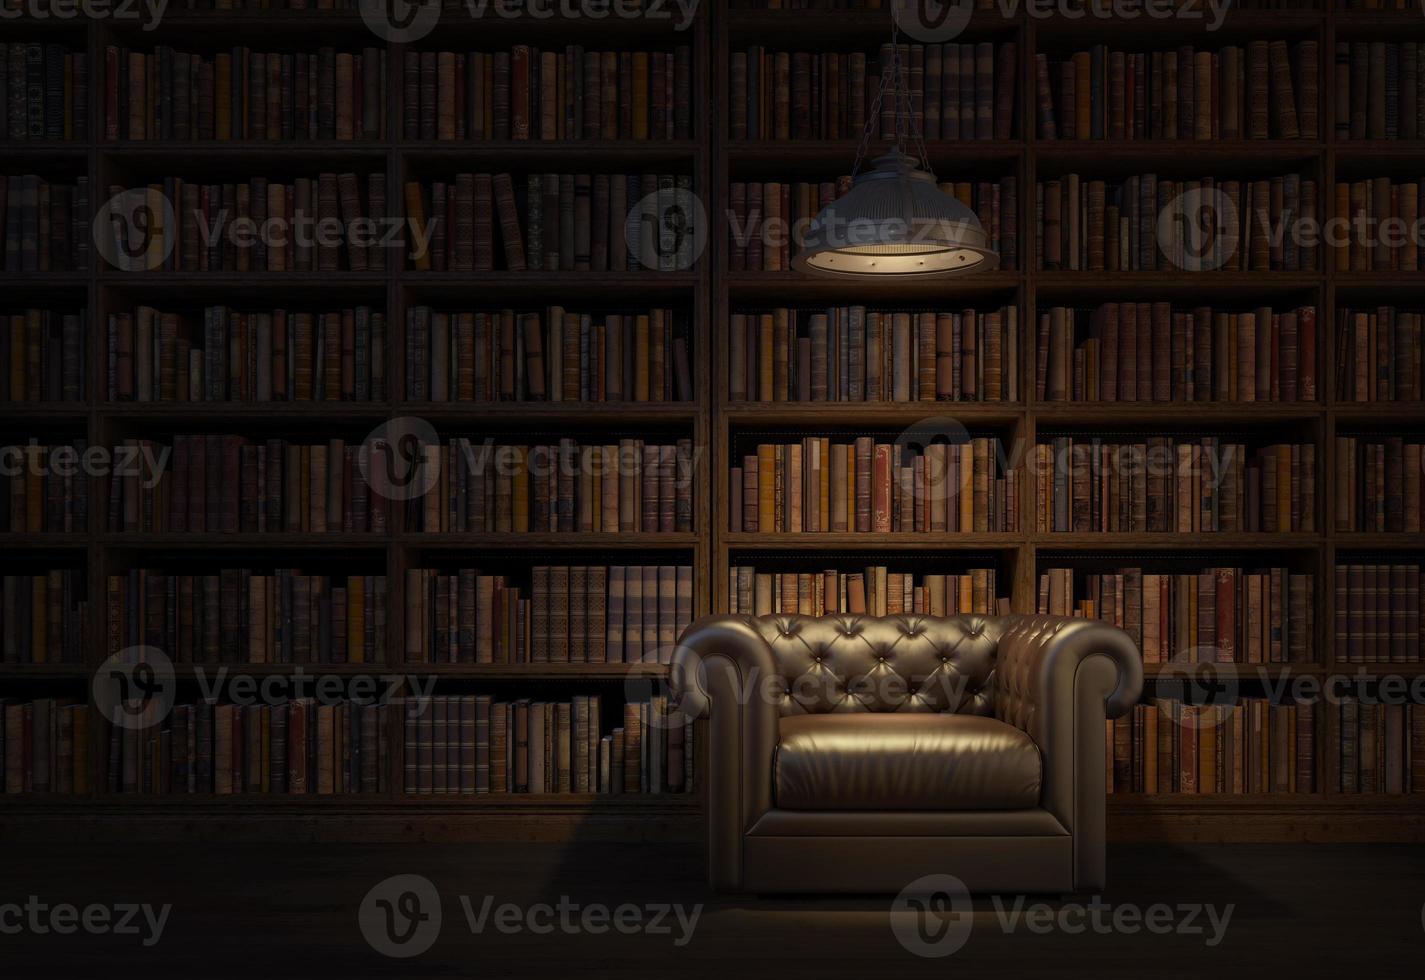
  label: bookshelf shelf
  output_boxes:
[1032,533,1324,550]
[722,403,1025,425]
[722,532,1026,551]
[1033,140,1326,165]
[1031,403,1324,423]
[96,533,390,550]
[405,402,700,425]
[401,140,701,166]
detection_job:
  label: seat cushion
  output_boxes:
[774,713,1041,810]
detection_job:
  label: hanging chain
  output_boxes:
[850,8,935,181]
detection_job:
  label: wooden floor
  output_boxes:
[3,841,1421,977]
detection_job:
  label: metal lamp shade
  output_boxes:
[791,152,999,278]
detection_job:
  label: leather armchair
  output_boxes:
[671,613,1142,894]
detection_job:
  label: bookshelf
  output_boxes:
[2,1,1424,841]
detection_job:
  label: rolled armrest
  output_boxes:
[671,615,781,891]
[996,615,1143,737]
[994,615,1143,891]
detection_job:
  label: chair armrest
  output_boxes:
[994,615,1143,889]
[671,616,781,891]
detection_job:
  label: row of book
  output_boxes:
[1107,699,1316,794]
[403,172,694,272]
[730,41,1015,141]
[1334,564,1425,663]
[403,695,693,795]
[108,569,388,664]
[107,306,387,402]
[404,565,693,665]
[1336,307,1424,402]
[1,175,90,272]
[405,306,692,403]
[727,566,1004,617]
[2,310,85,402]
[1039,566,1316,664]
[1333,178,1424,272]
[404,47,693,141]
[1036,304,1318,403]
[1032,439,1317,534]
[108,699,389,795]
[1036,41,1318,141]
[727,306,1019,403]
[404,439,695,535]
[106,46,388,141]
[107,437,388,534]
[1337,42,1425,141]
[1334,438,1423,532]
[1,572,88,665]
[104,176,386,273]
[727,176,1017,272]
[1,441,89,532]
[1334,698,1425,793]
[1038,172,1318,272]
[3,43,87,140]
[730,437,1017,533]
[1,700,88,794]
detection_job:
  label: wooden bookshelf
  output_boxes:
[3,3,1425,840]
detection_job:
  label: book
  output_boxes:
[404,171,694,272]
[1333,438,1423,532]
[99,173,385,272]
[1332,563,1423,663]
[406,46,691,141]
[408,438,694,534]
[106,45,387,141]
[103,436,387,533]
[1033,437,1315,533]
[106,306,385,402]
[1334,177,1424,271]
[1037,170,1317,272]
[402,695,694,795]
[1333,699,1425,793]
[1037,303,1316,403]
[1337,42,1424,141]
[1,700,88,794]
[0,441,89,532]
[2,43,86,141]
[728,565,1005,616]
[730,436,1016,533]
[732,41,1016,141]
[1039,565,1314,665]
[406,565,693,665]
[1,175,88,272]
[0,571,88,664]
[107,568,386,665]
[728,305,1017,402]
[106,698,388,795]
[1335,307,1423,401]
[1107,698,1316,794]
[405,306,691,402]
[1037,41,1317,141]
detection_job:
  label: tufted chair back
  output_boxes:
[745,613,1005,716]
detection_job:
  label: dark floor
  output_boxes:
[1,841,1421,978]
